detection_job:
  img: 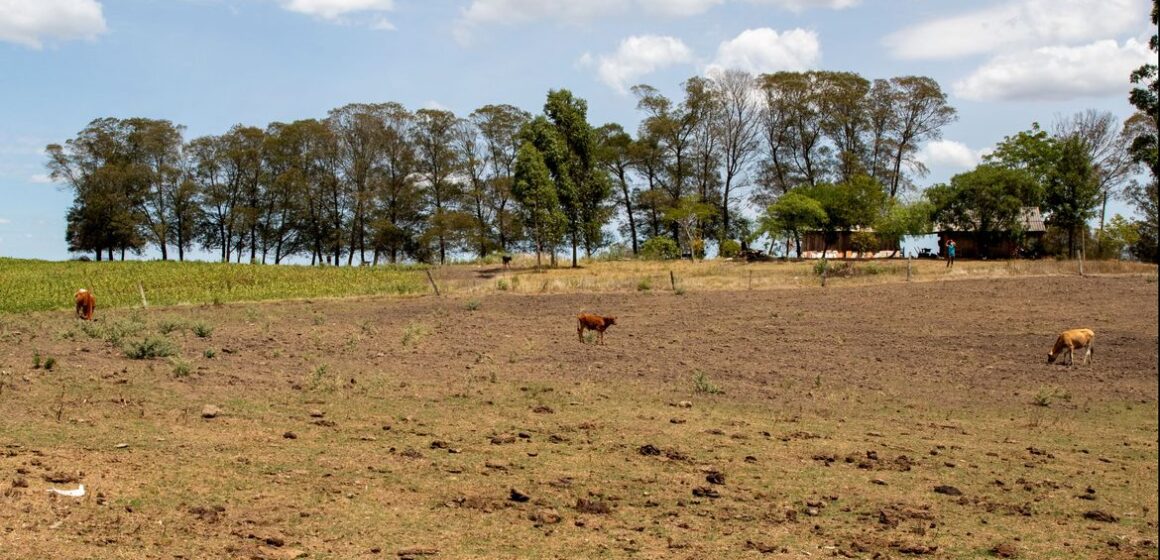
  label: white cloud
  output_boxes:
[582,35,694,94]
[916,140,986,170]
[637,0,724,17]
[279,0,395,27]
[459,0,625,26]
[746,0,860,11]
[953,38,1151,101]
[884,0,1143,60]
[0,0,106,49]
[706,28,820,75]
[455,0,857,41]
[0,218,10,225]
[30,173,54,184]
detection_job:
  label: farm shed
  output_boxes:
[936,207,1046,259]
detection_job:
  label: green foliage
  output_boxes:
[157,318,185,335]
[692,371,723,395]
[718,239,741,258]
[191,322,214,338]
[637,278,652,292]
[171,357,192,378]
[760,191,827,257]
[32,352,41,369]
[203,348,216,359]
[496,278,510,291]
[875,199,934,245]
[44,356,57,371]
[123,336,177,359]
[640,237,680,260]
[928,165,1042,254]
[465,299,481,311]
[0,258,426,315]
[1044,135,1102,256]
[849,231,879,256]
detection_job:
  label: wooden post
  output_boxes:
[907,257,912,282]
[1079,231,1086,276]
[670,270,676,291]
[425,269,441,296]
[820,259,827,288]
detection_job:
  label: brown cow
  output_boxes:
[577,313,616,345]
[1047,328,1094,366]
[75,289,95,321]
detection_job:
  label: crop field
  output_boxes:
[0,261,1157,559]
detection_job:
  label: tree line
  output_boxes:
[48,11,1158,266]
[758,0,1158,264]
[47,68,961,265]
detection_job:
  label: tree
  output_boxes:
[595,123,641,255]
[471,104,531,253]
[47,118,147,260]
[710,69,760,250]
[1125,0,1159,262]
[759,190,826,257]
[1043,135,1101,258]
[875,198,934,258]
[543,89,611,265]
[665,196,716,259]
[512,142,564,267]
[880,76,957,198]
[413,108,463,265]
[927,165,1042,256]
[126,118,186,260]
[1053,110,1135,254]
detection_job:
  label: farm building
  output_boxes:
[800,229,900,259]
[936,207,1047,259]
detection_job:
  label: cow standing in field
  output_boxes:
[577,313,616,345]
[75,289,95,321]
[1047,328,1094,366]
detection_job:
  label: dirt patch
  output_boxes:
[0,275,1156,558]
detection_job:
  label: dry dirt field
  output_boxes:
[1,274,1157,559]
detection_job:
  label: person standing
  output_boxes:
[946,239,956,268]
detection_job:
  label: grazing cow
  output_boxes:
[577,313,616,345]
[74,289,95,321]
[1047,328,1094,366]
[502,255,513,269]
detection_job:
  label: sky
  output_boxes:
[0,0,1154,261]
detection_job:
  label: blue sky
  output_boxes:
[0,0,1153,260]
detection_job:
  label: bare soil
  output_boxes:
[1,275,1157,559]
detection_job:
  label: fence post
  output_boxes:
[907,257,912,282]
[820,259,828,288]
[670,270,676,291]
[425,269,441,297]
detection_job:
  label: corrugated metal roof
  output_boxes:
[936,206,1046,233]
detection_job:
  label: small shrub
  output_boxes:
[719,239,742,258]
[203,348,217,359]
[32,352,41,369]
[641,237,681,260]
[123,336,177,360]
[465,299,481,311]
[674,286,687,296]
[157,318,184,335]
[496,279,510,291]
[637,278,653,292]
[43,357,56,371]
[171,358,191,378]
[693,371,723,395]
[191,322,214,338]
[402,322,429,347]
